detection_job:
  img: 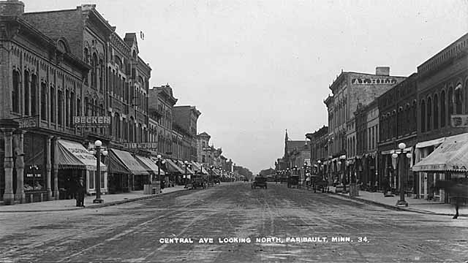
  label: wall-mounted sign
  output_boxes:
[73,116,111,127]
[451,115,468,128]
[351,78,398,85]
[124,143,158,150]
[17,115,39,129]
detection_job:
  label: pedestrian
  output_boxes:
[382,177,390,196]
[76,178,86,207]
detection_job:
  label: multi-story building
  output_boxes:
[305,126,328,179]
[412,33,468,201]
[173,106,201,162]
[0,1,164,204]
[197,132,211,164]
[148,84,177,159]
[353,100,380,189]
[377,73,418,194]
[323,67,406,184]
[0,0,95,204]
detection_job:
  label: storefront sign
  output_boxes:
[351,78,398,85]
[73,116,111,127]
[17,116,39,129]
[124,143,158,150]
[450,115,468,127]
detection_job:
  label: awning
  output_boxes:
[135,155,165,176]
[165,159,185,174]
[416,137,445,149]
[175,160,195,174]
[109,149,148,175]
[190,161,207,174]
[56,139,106,171]
[412,133,468,172]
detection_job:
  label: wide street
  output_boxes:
[0,182,467,263]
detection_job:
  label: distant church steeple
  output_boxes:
[284,129,289,158]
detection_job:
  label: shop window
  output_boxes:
[89,171,95,190]
[24,165,44,191]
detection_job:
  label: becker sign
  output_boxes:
[73,116,111,127]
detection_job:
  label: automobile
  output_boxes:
[251,176,267,189]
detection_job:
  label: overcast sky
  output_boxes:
[23,0,468,174]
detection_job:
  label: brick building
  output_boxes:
[323,67,406,185]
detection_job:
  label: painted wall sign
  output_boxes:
[124,143,158,150]
[451,115,468,127]
[73,116,111,126]
[351,78,398,85]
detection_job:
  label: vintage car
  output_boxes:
[190,175,207,190]
[251,176,267,189]
[287,175,300,188]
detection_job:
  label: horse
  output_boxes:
[434,180,468,219]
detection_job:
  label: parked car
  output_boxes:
[251,176,267,189]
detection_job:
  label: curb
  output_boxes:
[325,191,461,217]
[0,188,186,213]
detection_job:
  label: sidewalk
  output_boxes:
[0,185,187,213]
[326,186,467,217]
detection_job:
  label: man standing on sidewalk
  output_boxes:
[76,178,86,207]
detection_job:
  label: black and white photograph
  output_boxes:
[0,0,468,262]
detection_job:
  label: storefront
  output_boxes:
[164,159,185,185]
[108,149,148,193]
[412,133,468,203]
[55,139,107,198]
[414,137,445,200]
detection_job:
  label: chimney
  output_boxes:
[0,0,24,16]
[376,67,390,76]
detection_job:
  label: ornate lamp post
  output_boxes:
[392,142,411,207]
[93,140,108,203]
[156,155,165,190]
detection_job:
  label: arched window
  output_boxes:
[412,101,417,132]
[434,94,439,129]
[31,74,37,116]
[12,70,20,113]
[41,82,47,120]
[448,87,454,116]
[50,86,55,123]
[58,90,63,125]
[91,53,98,88]
[441,90,446,127]
[455,83,463,114]
[24,70,29,115]
[427,97,432,131]
[421,100,426,133]
[84,48,89,85]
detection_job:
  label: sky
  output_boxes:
[22,0,468,174]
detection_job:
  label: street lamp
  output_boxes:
[392,142,411,207]
[156,155,165,189]
[93,140,107,203]
[210,165,214,186]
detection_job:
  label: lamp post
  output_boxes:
[303,162,308,187]
[392,142,411,207]
[210,165,214,186]
[93,140,107,203]
[156,155,165,191]
[339,155,347,192]
[184,161,189,188]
